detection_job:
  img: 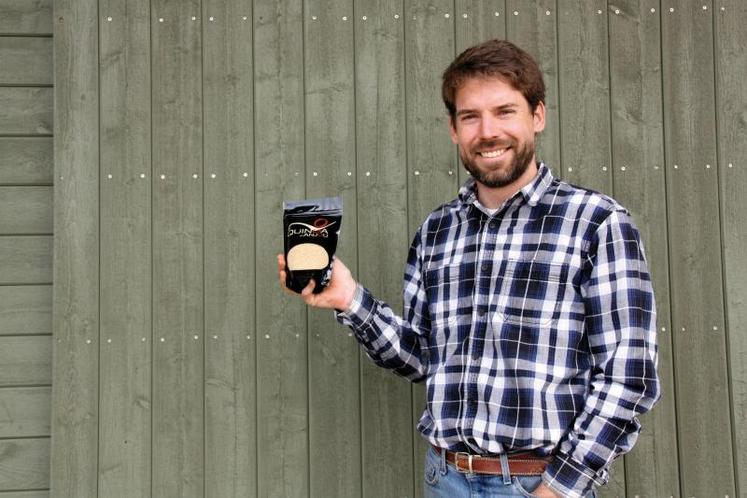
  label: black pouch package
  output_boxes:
[283,196,342,294]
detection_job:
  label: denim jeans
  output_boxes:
[423,446,596,498]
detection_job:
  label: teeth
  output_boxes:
[480,149,506,158]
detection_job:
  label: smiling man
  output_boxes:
[278,39,660,498]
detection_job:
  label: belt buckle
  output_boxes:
[453,452,474,473]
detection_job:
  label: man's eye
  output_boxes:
[461,115,477,121]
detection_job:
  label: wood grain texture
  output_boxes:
[0,138,53,185]
[0,439,49,491]
[607,1,680,497]
[0,492,49,498]
[354,1,414,497]
[505,0,560,171]
[662,1,735,496]
[0,88,52,135]
[0,336,51,386]
[0,387,51,437]
[0,187,52,234]
[0,236,52,284]
[202,0,256,496]
[557,1,612,191]
[0,0,52,35]
[0,286,51,336]
[253,0,309,496]
[303,0,360,496]
[715,1,747,496]
[150,0,204,496]
[50,1,99,496]
[0,37,52,85]
[97,0,152,496]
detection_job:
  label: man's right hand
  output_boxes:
[277,254,357,312]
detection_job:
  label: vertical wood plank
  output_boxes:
[50,0,99,495]
[97,0,152,496]
[557,1,612,191]
[253,0,309,495]
[150,1,204,496]
[608,1,680,496]
[661,1,735,496]
[354,1,413,497]
[405,2,457,496]
[303,0,360,496]
[505,0,560,171]
[715,1,747,496]
[202,1,256,496]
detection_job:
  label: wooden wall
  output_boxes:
[0,0,54,496]
[0,0,742,497]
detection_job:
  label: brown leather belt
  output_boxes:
[433,445,551,476]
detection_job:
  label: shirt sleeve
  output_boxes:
[543,209,661,498]
[335,228,431,383]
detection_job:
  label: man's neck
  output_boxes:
[475,160,539,209]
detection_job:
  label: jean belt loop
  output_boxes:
[499,453,511,485]
[439,447,447,475]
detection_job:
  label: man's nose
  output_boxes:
[478,115,501,139]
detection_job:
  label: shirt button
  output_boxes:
[472,351,480,361]
[477,309,486,317]
[481,263,489,272]
[488,221,497,230]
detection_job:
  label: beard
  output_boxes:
[459,137,536,189]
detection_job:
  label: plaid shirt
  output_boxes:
[336,164,660,498]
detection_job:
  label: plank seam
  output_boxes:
[0,436,51,441]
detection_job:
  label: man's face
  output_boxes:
[448,76,545,189]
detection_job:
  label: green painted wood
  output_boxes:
[303,0,360,496]
[252,0,309,496]
[0,236,52,284]
[557,1,612,191]
[0,286,51,336]
[50,1,99,497]
[0,37,52,85]
[661,1,735,497]
[0,439,49,491]
[97,0,151,496]
[0,187,52,234]
[505,0,560,171]
[354,1,413,497]
[202,1,256,496]
[0,387,51,437]
[0,0,51,35]
[0,88,52,135]
[715,1,747,496]
[608,1,680,497]
[0,336,51,386]
[404,3,459,495]
[0,492,49,497]
[150,0,204,496]
[0,138,53,185]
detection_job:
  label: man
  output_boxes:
[278,39,659,498]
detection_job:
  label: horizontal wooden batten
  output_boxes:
[0,237,51,284]
[0,0,52,35]
[0,387,51,437]
[0,138,53,185]
[0,439,49,491]
[0,188,52,234]
[0,285,51,336]
[0,88,52,135]
[0,38,52,85]
[0,337,51,387]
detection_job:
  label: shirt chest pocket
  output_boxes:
[494,259,568,326]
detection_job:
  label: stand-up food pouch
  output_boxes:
[283,196,342,294]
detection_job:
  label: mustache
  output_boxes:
[472,139,515,152]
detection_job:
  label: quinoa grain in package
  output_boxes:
[283,197,342,294]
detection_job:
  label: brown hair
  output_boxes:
[442,39,546,123]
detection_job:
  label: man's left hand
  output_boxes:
[530,482,563,498]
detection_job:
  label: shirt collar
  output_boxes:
[457,162,554,211]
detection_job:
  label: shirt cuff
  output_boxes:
[334,283,375,330]
[543,452,607,498]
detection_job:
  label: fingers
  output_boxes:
[277,253,295,296]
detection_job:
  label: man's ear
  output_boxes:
[448,116,458,144]
[533,101,546,133]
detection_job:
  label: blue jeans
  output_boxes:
[423,446,596,498]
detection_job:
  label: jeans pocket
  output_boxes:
[513,476,543,498]
[424,459,439,486]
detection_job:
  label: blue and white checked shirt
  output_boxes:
[337,164,660,497]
